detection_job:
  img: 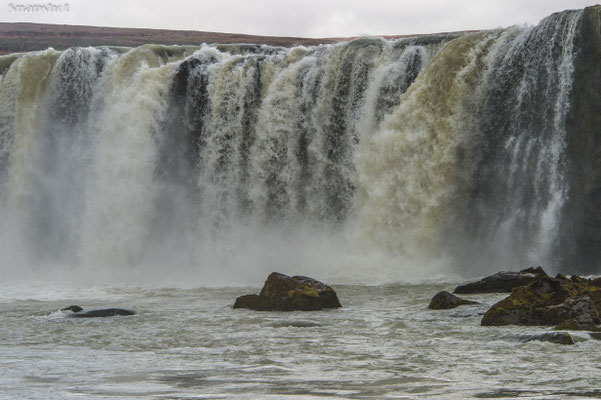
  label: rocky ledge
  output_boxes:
[454,266,548,294]
[234,272,342,311]
[481,274,601,330]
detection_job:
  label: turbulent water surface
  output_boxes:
[2,282,601,400]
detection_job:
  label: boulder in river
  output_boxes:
[62,305,136,318]
[454,266,548,294]
[233,272,342,311]
[481,275,601,329]
[428,291,478,309]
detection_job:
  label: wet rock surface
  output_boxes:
[428,291,478,309]
[481,274,601,329]
[454,267,548,294]
[62,305,136,318]
[234,272,342,311]
[525,332,575,345]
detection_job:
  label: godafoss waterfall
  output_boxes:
[2,6,601,400]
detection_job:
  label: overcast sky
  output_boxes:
[1,0,600,37]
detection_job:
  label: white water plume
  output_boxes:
[0,8,594,284]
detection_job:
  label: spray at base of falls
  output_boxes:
[0,7,599,284]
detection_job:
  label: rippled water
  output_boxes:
[1,281,601,399]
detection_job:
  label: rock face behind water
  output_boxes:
[481,275,601,329]
[454,266,548,294]
[428,291,478,309]
[233,272,342,311]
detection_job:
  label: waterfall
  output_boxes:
[0,7,598,283]
[358,9,583,274]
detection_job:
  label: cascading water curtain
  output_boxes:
[0,7,598,282]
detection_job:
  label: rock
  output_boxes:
[561,5,601,274]
[589,332,601,340]
[232,295,267,310]
[521,266,548,276]
[63,305,83,313]
[481,276,601,328]
[555,316,600,331]
[62,305,136,317]
[543,296,600,327]
[428,291,478,309]
[526,332,574,345]
[454,266,548,294]
[233,272,342,311]
[571,275,585,284]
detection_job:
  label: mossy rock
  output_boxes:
[555,317,600,332]
[428,291,478,309]
[233,272,342,311]
[482,276,601,327]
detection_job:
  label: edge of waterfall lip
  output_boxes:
[3,3,591,55]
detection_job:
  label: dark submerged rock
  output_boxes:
[526,332,574,345]
[71,308,136,318]
[454,266,548,294]
[62,305,136,318]
[233,272,342,311]
[428,291,478,309]
[481,275,601,328]
[589,332,601,340]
